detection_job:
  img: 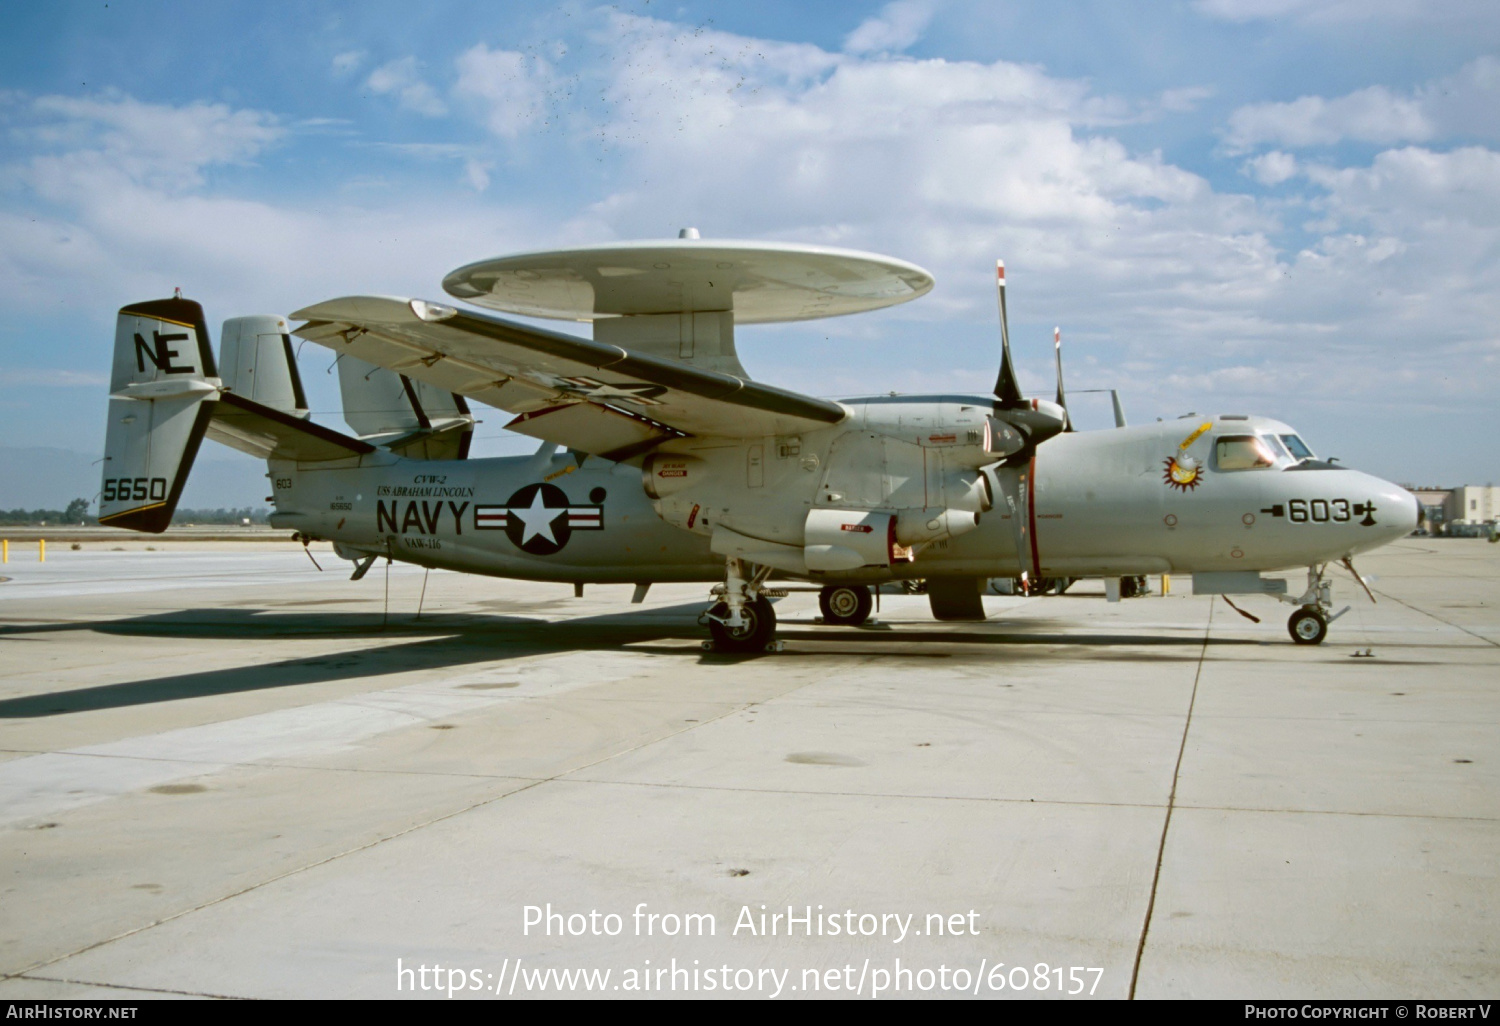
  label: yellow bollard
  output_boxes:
[2,539,7,563]
[39,538,45,563]
[1160,573,1171,595]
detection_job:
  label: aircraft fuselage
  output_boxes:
[270,397,1418,586]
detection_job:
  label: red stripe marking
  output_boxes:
[1027,455,1041,579]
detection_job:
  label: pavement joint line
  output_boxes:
[1129,596,1213,1001]
[1374,588,1500,649]
[10,684,808,980]
[9,973,240,1001]
[1168,802,1500,823]
[1161,712,1500,725]
[539,776,1500,824]
[546,776,1174,811]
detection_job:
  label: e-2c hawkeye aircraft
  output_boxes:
[98,232,1419,651]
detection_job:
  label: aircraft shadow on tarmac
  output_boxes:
[0,603,1243,718]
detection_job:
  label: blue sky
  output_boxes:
[3,0,1499,506]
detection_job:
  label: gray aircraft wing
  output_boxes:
[291,296,847,461]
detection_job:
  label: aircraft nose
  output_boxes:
[1397,486,1420,536]
[1368,477,1419,540]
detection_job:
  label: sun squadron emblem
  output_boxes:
[1163,421,1214,492]
[1163,454,1203,491]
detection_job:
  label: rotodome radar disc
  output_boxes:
[442,236,935,324]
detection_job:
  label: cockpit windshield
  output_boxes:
[1279,434,1315,461]
[1216,435,1277,470]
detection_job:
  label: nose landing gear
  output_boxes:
[1288,605,1328,645]
[1278,563,1352,645]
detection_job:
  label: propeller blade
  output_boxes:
[992,260,1024,407]
[1053,326,1072,432]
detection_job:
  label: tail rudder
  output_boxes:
[99,297,219,532]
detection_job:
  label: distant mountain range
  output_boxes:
[0,447,271,511]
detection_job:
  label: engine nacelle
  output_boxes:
[894,508,981,546]
[916,416,1024,469]
[946,470,994,514]
[642,453,709,500]
[804,508,898,572]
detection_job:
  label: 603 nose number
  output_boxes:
[1261,497,1377,527]
[1288,498,1349,523]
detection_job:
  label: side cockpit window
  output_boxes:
[1215,434,1276,471]
[1279,434,1315,461]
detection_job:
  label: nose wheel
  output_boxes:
[1275,563,1354,645]
[1287,605,1328,645]
[818,585,873,626]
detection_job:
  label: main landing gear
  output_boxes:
[701,558,779,653]
[818,585,873,626]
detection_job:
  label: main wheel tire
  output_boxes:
[1288,606,1328,645]
[819,585,873,626]
[707,595,777,652]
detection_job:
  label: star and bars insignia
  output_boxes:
[474,483,604,556]
[556,376,668,406]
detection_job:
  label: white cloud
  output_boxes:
[1158,86,1214,114]
[1193,0,1488,23]
[22,93,281,193]
[452,45,551,138]
[365,57,448,118]
[588,14,1255,305]
[1244,150,1298,185]
[566,12,1500,434]
[1306,145,1500,229]
[1225,85,1430,152]
[4,12,1500,478]
[844,0,935,55]
[0,91,584,327]
[1224,57,1500,152]
[463,157,492,192]
[331,50,365,77]
[1416,56,1500,141]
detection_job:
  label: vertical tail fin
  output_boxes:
[219,315,309,418]
[99,297,220,532]
[337,354,474,459]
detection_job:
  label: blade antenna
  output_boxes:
[1053,326,1072,432]
[992,260,1024,407]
